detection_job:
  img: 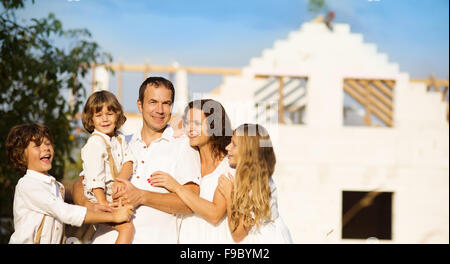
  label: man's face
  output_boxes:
[137,84,173,132]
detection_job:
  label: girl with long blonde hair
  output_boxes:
[218,123,292,243]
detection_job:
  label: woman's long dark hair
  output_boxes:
[184,99,233,161]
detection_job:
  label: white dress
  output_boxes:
[178,157,234,244]
[239,178,293,244]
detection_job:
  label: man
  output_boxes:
[72,77,201,243]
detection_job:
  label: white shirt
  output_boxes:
[91,125,201,244]
[9,170,87,244]
[80,129,135,203]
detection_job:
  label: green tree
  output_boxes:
[0,0,112,242]
[308,0,328,14]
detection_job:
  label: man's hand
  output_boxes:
[112,178,143,209]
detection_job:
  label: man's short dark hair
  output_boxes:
[138,77,175,103]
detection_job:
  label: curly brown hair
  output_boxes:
[82,90,126,134]
[183,99,233,161]
[6,123,53,174]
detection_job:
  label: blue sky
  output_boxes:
[12,0,450,112]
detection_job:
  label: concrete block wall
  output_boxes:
[202,20,449,244]
[271,125,449,243]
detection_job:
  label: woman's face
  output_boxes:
[185,108,210,147]
[225,135,239,168]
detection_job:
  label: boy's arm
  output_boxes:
[117,161,133,180]
[112,161,133,195]
[119,134,135,181]
[83,203,133,224]
[92,188,108,206]
[17,181,95,227]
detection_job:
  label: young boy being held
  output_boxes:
[80,90,135,244]
[7,123,134,244]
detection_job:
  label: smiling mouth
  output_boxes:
[188,131,201,138]
[151,116,165,122]
[40,154,52,163]
[188,135,200,140]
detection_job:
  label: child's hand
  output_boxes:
[218,173,234,201]
[149,171,182,193]
[112,199,134,223]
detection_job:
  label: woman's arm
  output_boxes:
[176,186,227,225]
[150,171,227,224]
[141,183,200,214]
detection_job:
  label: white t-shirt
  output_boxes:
[178,157,234,244]
[9,170,87,244]
[91,126,201,244]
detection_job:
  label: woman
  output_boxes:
[218,123,292,243]
[150,99,234,243]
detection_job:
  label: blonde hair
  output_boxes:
[229,124,276,232]
[81,90,126,134]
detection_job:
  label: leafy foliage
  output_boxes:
[308,0,328,14]
[0,0,112,242]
